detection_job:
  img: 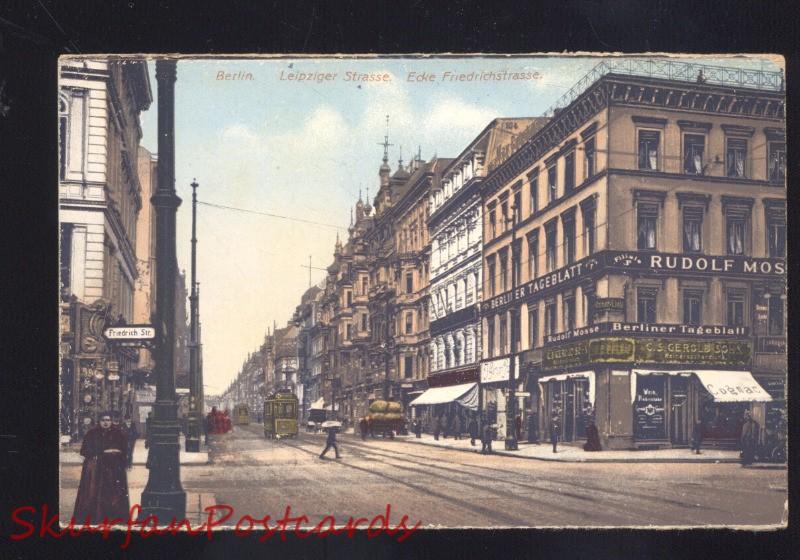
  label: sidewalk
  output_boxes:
[395,433,742,463]
[60,435,210,466]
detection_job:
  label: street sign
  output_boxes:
[515,391,531,397]
[104,325,156,340]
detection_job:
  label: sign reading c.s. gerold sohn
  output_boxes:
[103,325,156,341]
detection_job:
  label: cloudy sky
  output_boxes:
[135,54,781,396]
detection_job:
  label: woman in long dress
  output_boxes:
[72,412,130,524]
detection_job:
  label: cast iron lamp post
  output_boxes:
[505,203,519,451]
[140,59,186,522]
[185,179,201,452]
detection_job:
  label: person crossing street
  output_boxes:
[319,425,341,459]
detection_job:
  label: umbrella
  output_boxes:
[321,420,342,428]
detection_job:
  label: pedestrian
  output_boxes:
[550,413,560,453]
[481,421,493,454]
[72,412,130,524]
[514,414,522,442]
[359,417,368,441]
[122,417,139,468]
[527,411,539,444]
[319,426,341,459]
[433,416,441,441]
[468,415,478,446]
[442,415,450,439]
[740,410,759,467]
[413,418,422,438]
[453,415,463,440]
[583,419,602,452]
[691,420,704,454]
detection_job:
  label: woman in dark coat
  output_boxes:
[468,415,479,446]
[73,412,130,524]
[583,419,602,451]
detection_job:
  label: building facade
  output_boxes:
[480,61,785,448]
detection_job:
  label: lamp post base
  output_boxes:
[504,437,518,451]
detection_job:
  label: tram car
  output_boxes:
[233,403,250,425]
[263,391,299,439]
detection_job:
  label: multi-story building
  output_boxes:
[480,59,785,449]
[59,58,152,437]
[415,118,548,430]
[293,283,325,420]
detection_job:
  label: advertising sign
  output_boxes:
[634,338,751,368]
[633,374,666,441]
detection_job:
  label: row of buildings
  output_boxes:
[222,59,786,449]
[59,59,191,438]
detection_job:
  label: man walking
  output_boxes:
[122,417,138,469]
[359,417,368,441]
[691,420,704,455]
[550,413,560,453]
[468,415,478,446]
[433,415,441,441]
[320,426,341,459]
[740,410,759,467]
[481,421,493,454]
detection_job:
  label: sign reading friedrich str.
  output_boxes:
[543,337,752,370]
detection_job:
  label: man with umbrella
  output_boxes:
[319,420,342,459]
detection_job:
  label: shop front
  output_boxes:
[538,371,594,443]
[409,381,479,434]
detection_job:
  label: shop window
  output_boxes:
[726,291,745,327]
[545,220,557,271]
[499,315,508,354]
[405,272,413,294]
[404,356,413,379]
[544,300,556,336]
[528,306,538,348]
[683,134,705,174]
[766,205,786,258]
[562,212,576,264]
[726,138,747,178]
[682,206,703,253]
[547,164,557,203]
[768,296,785,335]
[487,256,496,296]
[637,288,657,323]
[528,169,539,215]
[499,250,508,292]
[683,291,702,326]
[563,293,576,331]
[564,151,575,193]
[638,130,660,170]
[637,202,658,250]
[768,142,786,183]
[487,319,495,358]
[527,230,539,280]
[584,137,596,178]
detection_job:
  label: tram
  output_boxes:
[233,403,250,425]
[263,391,299,439]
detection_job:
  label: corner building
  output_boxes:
[480,61,785,449]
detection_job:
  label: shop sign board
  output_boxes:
[606,251,786,276]
[594,297,625,311]
[757,336,786,354]
[633,375,666,441]
[544,322,748,344]
[542,337,634,369]
[480,356,518,383]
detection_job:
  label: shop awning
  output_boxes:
[538,371,595,405]
[409,382,478,410]
[631,370,772,403]
[310,397,325,410]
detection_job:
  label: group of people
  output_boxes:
[205,406,232,438]
[690,410,762,467]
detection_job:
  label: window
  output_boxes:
[361,276,368,295]
[500,200,509,232]
[59,114,68,180]
[405,272,413,294]
[361,313,368,331]
[60,224,73,294]
[562,213,575,264]
[499,315,508,353]
[404,356,413,378]
[511,311,521,349]
[346,290,352,307]
[726,291,745,327]
[528,306,538,348]
[638,130,660,170]
[547,165,557,203]
[683,291,702,326]
[726,215,747,256]
[682,206,703,253]
[637,288,657,323]
[766,205,786,258]
[637,203,658,250]
[346,323,353,340]
[499,250,508,292]
[513,190,521,223]
[489,205,497,237]
[527,230,539,280]
[488,256,496,296]
[563,293,576,331]
[726,138,747,178]
[544,301,556,336]
[584,137,596,178]
[512,240,522,287]
[683,134,705,174]
[768,142,786,183]
[545,221,557,271]
[528,170,539,215]
[768,295,785,335]
[564,151,575,193]
[487,319,495,358]
[583,291,595,326]
[582,201,596,255]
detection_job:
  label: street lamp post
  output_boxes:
[185,179,201,452]
[140,59,187,522]
[505,203,519,451]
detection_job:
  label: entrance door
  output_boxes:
[563,386,575,442]
[670,376,689,445]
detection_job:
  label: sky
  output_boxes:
[134,54,782,396]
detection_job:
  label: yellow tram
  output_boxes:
[263,391,299,439]
[233,403,250,425]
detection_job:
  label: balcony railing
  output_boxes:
[544,58,784,117]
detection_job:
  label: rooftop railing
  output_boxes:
[543,58,784,117]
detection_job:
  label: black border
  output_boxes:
[0,1,796,558]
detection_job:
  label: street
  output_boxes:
[60,425,787,528]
